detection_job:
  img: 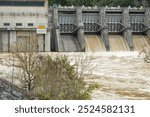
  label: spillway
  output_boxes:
[85,35,105,52]
[109,35,129,51]
[60,35,80,52]
[133,35,150,51]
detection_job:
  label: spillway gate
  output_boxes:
[51,6,150,52]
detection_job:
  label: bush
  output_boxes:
[34,55,98,100]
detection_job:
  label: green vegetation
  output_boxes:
[35,55,99,100]
[48,0,149,7]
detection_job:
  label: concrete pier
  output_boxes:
[123,8,134,51]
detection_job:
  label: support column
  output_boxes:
[37,34,44,52]
[123,8,134,51]
[9,30,17,51]
[45,30,51,52]
[100,8,109,51]
[8,30,10,52]
[53,6,63,52]
[76,7,85,51]
[145,8,150,39]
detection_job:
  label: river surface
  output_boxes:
[0,52,150,100]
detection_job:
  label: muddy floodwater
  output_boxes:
[85,52,150,100]
[0,52,150,100]
[67,52,150,100]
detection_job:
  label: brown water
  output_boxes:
[133,35,150,51]
[109,35,129,51]
[85,35,105,52]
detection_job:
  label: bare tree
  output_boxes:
[138,44,150,63]
[10,33,38,94]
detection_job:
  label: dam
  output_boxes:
[51,6,150,52]
[0,0,150,52]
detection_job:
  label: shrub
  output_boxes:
[34,55,98,100]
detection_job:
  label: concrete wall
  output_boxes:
[100,8,109,51]
[76,7,85,51]
[0,0,48,29]
[0,0,50,52]
[122,8,133,51]
[145,8,150,38]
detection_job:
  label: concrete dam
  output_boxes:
[51,6,150,52]
[0,2,150,52]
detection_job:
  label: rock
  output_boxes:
[12,90,22,97]
[0,78,30,100]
